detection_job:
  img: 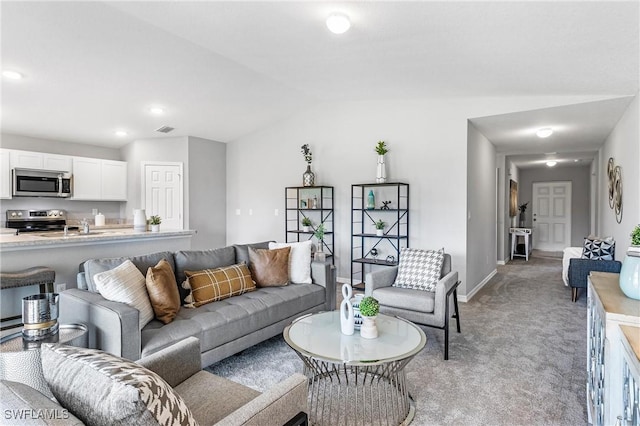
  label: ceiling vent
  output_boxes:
[155,125,175,133]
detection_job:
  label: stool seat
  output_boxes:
[0,267,55,292]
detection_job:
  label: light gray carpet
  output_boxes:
[206,255,588,425]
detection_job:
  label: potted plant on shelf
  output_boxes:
[620,224,640,300]
[375,141,388,183]
[358,296,380,339]
[374,219,386,236]
[301,217,312,232]
[149,215,162,232]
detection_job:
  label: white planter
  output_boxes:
[360,315,378,339]
[376,155,387,183]
[150,224,160,233]
[133,209,147,232]
[302,226,310,232]
[376,229,384,236]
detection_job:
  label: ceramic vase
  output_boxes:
[133,209,147,232]
[302,165,315,187]
[376,229,384,236]
[367,190,375,210]
[360,315,378,339]
[620,247,640,300]
[376,155,387,183]
[151,224,160,233]
[340,284,355,335]
[302,226,310,232]
[350,294,364,329]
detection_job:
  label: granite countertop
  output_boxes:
[0,227,195,250]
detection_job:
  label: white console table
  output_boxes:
[509,227,533,261]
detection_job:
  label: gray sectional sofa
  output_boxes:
[60,241,336,367]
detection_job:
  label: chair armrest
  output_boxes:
[59,289,141,361]
[215,373,308,426]
[433,271,460,325]
[311,260,337,311]
[364,266,399,296]
[137,337,201,388]
[568,259,622,289]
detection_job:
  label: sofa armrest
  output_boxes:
[311,260,336,311]
[59,289,141,361]
[364,266,399,296]
[568,258,622,289]
[215,373,308,426]
[433,271,460,325]
[1,380,84,425]
[137,337,201,388]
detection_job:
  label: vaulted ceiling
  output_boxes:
[2,1,638,163]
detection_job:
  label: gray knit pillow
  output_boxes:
[41,344,197,426]
[393,248,445,292]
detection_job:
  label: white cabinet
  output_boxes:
[587,272,640,426]
[72,157,127,201]
[619,325,640,426]
[9,150,72,172]
[0,149,11,199]
[43,154,72,172]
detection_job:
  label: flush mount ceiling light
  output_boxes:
[546,161,557,167]
[536,128,553,138]
[2,70,23,80]
[115,130,128,137]
[149,107,164,115]
[326,13,351,34]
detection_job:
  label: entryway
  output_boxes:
[142,162,184,230]
[532,181,572,251]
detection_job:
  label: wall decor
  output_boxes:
[613,165,623,223]
[509,179,518,217]
[607,157,615,209]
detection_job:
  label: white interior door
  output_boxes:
[532,181,571,251]
[142,162,183,230]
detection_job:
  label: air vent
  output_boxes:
[155,125,175,133]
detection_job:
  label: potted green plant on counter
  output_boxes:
[374,219,386,236]
[358,296,380,339]
[301,217,312,232]
[149,215,162,233]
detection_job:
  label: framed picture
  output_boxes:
[509,179,518,217]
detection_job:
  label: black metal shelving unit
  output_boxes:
[285,186,334,263]
[351,182,409,287]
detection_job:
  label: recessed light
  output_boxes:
[2,70,23,80]
[115,130,128,137]
[149,107,164,115]
[546,161,557,167]
[326,13,351,34]
[574,159,580,163]
[536,128,553,138]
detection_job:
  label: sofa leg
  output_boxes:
[453,288,461,333]
[571,288,577,302]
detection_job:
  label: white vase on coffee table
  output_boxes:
[360,315,378,339]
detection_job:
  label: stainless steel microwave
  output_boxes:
[12,168,73,198]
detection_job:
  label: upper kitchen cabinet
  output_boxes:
[0,149,11,199]
[72,157,127,201]
[9,150,72,172]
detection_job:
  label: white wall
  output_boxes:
[598,93,640,257]
[227,95,606,296]
[466,122,497,296]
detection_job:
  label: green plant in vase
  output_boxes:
[631,224,640,246]
[358,296,380,339]
[374,219,386,236]
[301,217,312,232]
[149,215,162,232]
[358,296,379,317]
[620,224,640,300]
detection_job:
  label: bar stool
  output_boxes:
[1,267,55,331]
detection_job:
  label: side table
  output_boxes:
[0,323,88,398]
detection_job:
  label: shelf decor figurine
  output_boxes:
[620,224,640,300]
[301,144,315,187]
[375,140,388,183]
[340,284,355,335]
[367,190,375,209]
[518,202,529,227]
[359,296,380,339]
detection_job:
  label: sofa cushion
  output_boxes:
[146,259,181,324]
[183,264,256,308]
[174,246,236,302]
[233,241,273,266]
[94,259,155,330]
[373,286,436,313]
[83,251,175,293]
[41,344,197,426]
[249,246,291,287]
[393,247,445,292]
[269,241,313,284]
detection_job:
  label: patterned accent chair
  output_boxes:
[365,251,461,360]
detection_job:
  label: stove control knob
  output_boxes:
[10,212,16,217]
[17,212,22,217]
[51,211,57,217]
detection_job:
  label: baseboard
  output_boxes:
[459,269,497,302]
[337,276,352,285]
[497,260,506,265]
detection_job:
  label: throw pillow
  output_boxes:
[393,247,445,292]
[582,236,615,260]
[182,263,256,308]
[41,343,197,426]
[269,240,313,284]
[248,246,291,287]
[146,259,181,324]
[94,259,154,330]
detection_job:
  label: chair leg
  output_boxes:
[453,288,461,333]
[571,288,577,302]
[444,324,449,361]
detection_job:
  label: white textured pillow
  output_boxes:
[393,247,445,292]
[269,240,313,284]
[94,259,154,329]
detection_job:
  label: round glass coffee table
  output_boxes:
[283,311,426,426]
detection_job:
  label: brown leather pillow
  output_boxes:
[248,246,291,287]
[183,263,256,308]
[145,259,180,324]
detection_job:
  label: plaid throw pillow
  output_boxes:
[581,237,615,260]
[183,263,256,308]
[393,248,445,292]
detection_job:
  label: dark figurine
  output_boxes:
[381,201,392,210]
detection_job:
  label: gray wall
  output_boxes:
[518,165,591,247]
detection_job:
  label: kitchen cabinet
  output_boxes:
[43,154,72,172]
[0,149,11,199]
[619,325,640,426]
[587,272,640,426]
[9,150,71,172]
[72,157,127,201]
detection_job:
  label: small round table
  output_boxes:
[0,324,88,398]
[284,311,426,426]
